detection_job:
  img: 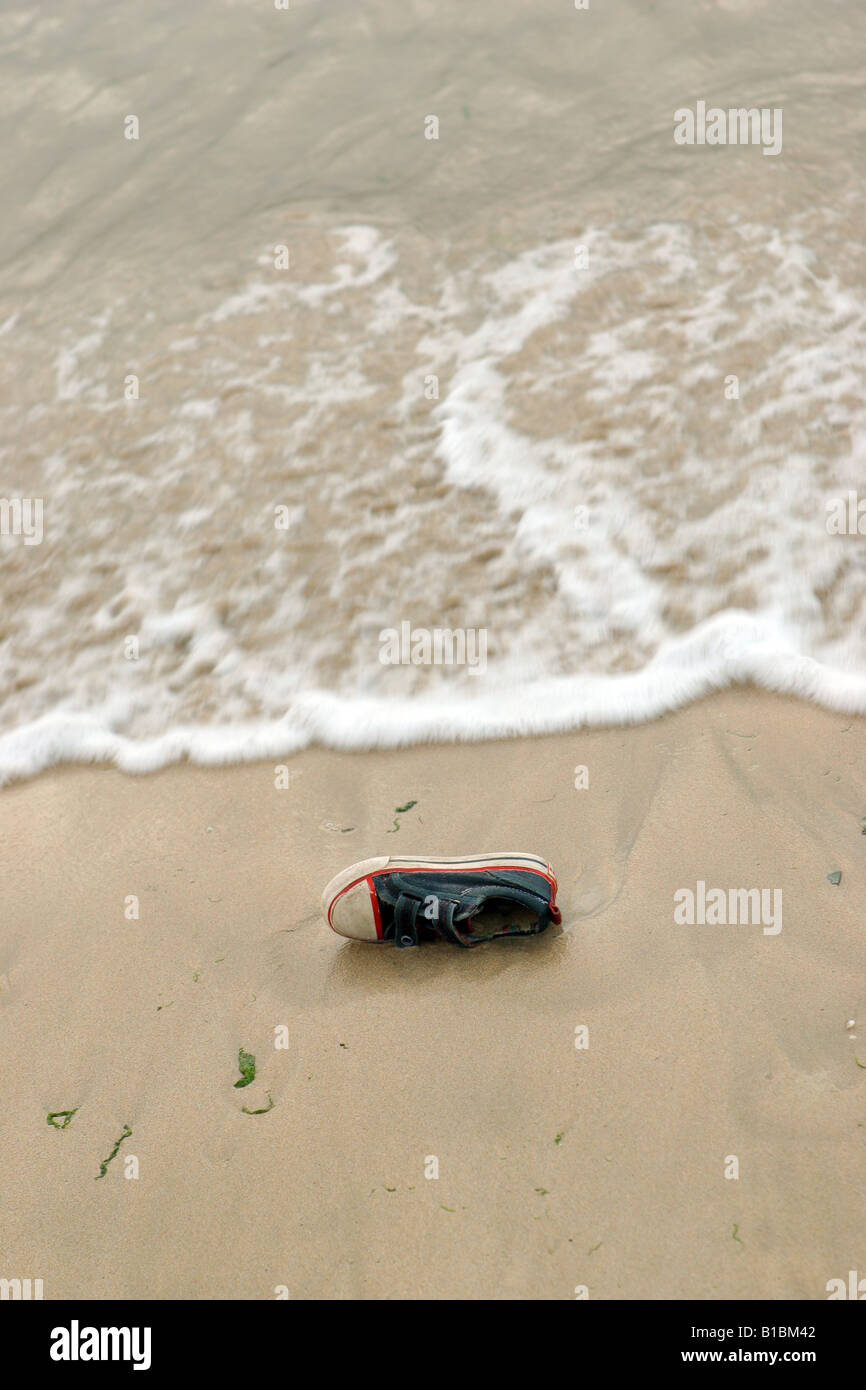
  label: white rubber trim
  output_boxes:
[321,856,390,915]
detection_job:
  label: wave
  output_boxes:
[3,611,866,784]
[2,212,865,784]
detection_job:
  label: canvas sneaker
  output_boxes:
[322,853,561,948]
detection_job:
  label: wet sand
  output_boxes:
[2,690,864,1299]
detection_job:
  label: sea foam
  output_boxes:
[1,214,865,783]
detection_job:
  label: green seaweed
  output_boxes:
[855,1056,866,1070]
[242,1092,274,1115]
[234,1048,256,1088]
[554,1132,563,1145]
[535,1187,549,1195]
[46,1108,78,1130]
[440,1205,456,1212]
[588,1241,603,1255]
[827,870,842,885]
[386,800,418,833]
[95,1124,133,1180]
[732,1223,744,1246]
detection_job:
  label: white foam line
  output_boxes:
[2,613,866,786]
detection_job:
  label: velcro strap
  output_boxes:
[394,894,420,948]
[432,898,475,949]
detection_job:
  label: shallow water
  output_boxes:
[1,0,865,778]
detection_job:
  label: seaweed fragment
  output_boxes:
[387,800,418,833]
[46,1109,78,1130]
[234,1048,256,1089]
[242,1092,274,1115]
[95,1124,133,1180]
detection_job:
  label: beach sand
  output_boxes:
[2,689,864,1300]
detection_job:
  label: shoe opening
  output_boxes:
[467,899,541,939]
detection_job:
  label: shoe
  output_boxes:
[322,853,561,948]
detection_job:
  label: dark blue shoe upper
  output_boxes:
[373,868,560,948]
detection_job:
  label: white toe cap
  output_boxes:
[324,875,382,941]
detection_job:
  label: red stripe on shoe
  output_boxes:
[367,876,384,940]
